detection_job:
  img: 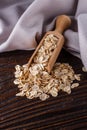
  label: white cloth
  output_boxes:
[0,0,87,68]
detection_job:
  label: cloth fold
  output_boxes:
[0,0,87,68]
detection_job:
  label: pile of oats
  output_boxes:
[14,34,80,101]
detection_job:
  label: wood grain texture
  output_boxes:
[0,49,87,130]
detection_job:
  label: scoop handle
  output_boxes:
[55,15,71,34]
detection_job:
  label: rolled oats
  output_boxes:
[49,87,58,97]
[39,93,49,101]
[71,83,79,89]
[16,91,25,97]
[14,34,81,101]
[74,74,81,81]
[82,66,87,72]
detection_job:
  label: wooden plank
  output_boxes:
[0,49,87,130]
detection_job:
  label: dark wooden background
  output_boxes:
[0,49,87,130]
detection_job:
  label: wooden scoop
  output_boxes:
[28,15,71,73]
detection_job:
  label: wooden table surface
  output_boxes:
[0,49,87,130]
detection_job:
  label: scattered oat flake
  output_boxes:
[71,83,79,89]
[74,74,81,81]
[82,66,87,72]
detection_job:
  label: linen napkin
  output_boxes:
[0,0,87,68]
